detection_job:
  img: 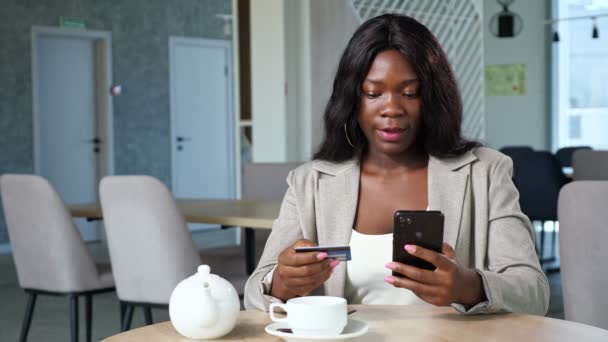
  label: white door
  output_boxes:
[170,37,236,231]
[33,29,111,241]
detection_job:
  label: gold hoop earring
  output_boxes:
[344,123,355,148]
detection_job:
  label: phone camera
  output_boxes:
[399,217,413,226]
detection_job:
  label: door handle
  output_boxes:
[83,137,102,144]
[176,136,192,142]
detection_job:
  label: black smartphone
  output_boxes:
[392,210,444,274]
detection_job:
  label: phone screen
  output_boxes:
[392,210,444,273]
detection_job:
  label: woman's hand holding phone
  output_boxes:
[385,243,486,306]
[271,239,340,301]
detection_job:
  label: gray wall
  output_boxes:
[0,0,232,244]
[483,0,551,150]
[309,0,359,154]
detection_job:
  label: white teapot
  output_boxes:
[169,265,240,340]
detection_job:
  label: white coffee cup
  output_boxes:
[269,296,347,337]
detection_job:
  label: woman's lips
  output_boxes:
[377,128,406,142]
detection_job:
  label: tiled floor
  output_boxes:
[0,228,563,341]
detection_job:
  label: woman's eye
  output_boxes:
[403,92,418,98]
[366,93,380,99]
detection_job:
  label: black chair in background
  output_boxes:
[511,151,567,265]
[499,145,534,156]
[555,146,592,168]
[499,145,534,194]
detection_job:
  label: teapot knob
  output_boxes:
[198,265,211,275]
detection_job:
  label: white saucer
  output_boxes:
[265,319,369,342]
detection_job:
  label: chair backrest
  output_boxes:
[499,146,534,182]
[242,162,301,200]
[572,150,608,180]
[510,151,567,221]
[555,146,592,168]
[559,181,608,329]
[99,175,200,304]
[0,174,101,292]
[499,145,534,155]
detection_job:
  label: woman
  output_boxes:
[244,14,549,315]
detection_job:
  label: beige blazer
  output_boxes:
[244,147,550,315]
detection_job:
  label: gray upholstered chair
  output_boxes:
[242,162,302,201]
[572,150,608,180]
[99,175,201,331]
[558,181,608,329]
[555,146,591,168]
[0,174,114,342]
[241,162,301,273]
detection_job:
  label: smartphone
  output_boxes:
[392,210,444,274]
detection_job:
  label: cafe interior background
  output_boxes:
[1,0,608,340]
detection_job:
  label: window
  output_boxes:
[552,0,608,150]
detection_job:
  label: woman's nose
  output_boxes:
[380,93,405,118]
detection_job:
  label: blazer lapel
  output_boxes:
[314,159,360,298]
[428,152,476,250]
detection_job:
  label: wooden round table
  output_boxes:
[101,305,608,341]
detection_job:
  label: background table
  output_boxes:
[101,304,608,341]
[69,199,281,273]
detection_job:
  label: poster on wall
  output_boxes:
[485,64,526,96]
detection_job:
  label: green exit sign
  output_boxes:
[59,16,86,29]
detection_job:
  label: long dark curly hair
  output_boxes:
[314,14,479,162]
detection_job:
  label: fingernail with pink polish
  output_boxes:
[404,244,416,253]
[384,276,394,284]
[317,252,328,260]
[385,262,395,270]
[330,259,340,268]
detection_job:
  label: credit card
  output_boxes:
[294,245,352,261]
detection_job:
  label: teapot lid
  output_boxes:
[195,265,213,286]
[192,264,238,295]
[198,265,211,276]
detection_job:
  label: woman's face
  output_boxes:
[359,49,422,157]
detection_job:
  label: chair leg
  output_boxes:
[119,301,126,330]
[85,294,92,342]
[245,227,256,275]
[69,295,79,342]
[121,304,134,332]
[537,221,557,265]
[19,291,37,342]
[143,306,153,325]
[551,221,557,259]
[539,221,545,260]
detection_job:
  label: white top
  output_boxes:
[344,229,427,305]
